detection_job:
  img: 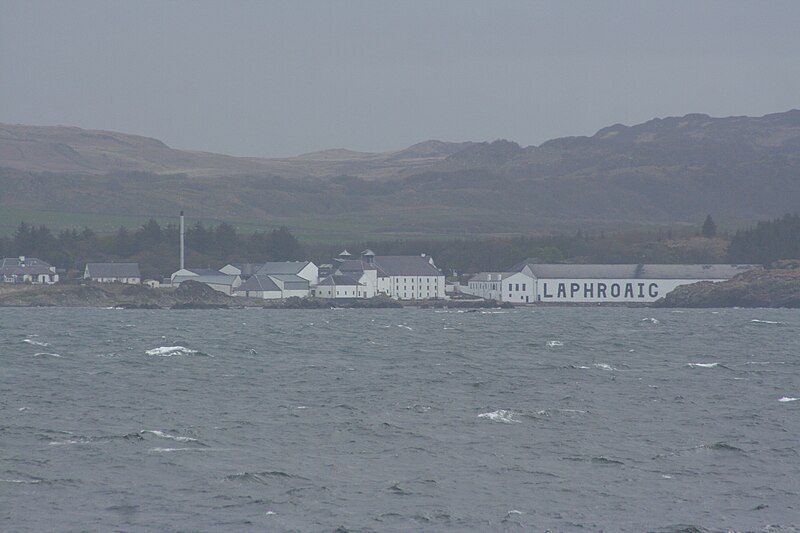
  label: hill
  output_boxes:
[1,111,799,239]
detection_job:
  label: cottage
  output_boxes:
[314,275,366,299]
[0,256,59,284]
[84,263,141,284]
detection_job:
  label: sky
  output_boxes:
[2,0,799,158]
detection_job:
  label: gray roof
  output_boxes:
[237,275,280,292]
[186,268,225,276]
[85,262,140,278]
[228,263,261,277]
[518,263,757,280]
[337,259,376,273]
[373,255,443,277]
[174,274,238,286]
[1,265,54,276]
[269,274,310,290]
[469,272,517,282]
[318,274,363,286]
[256,261,312,275]
[1,257,53,269]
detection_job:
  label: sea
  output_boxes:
[2,306,799,533]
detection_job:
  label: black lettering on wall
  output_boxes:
[570,283,580,297]
[611,283,621,297]
[557,283,566,298]
[649,283,659,298]
[598,283,607,298]
[624,283,634,298]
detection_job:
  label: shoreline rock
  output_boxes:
[655,260,800,308]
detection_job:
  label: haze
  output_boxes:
[2,0,799,158]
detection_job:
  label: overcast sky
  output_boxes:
[2,1,799,157]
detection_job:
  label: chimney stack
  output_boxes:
[180,211,185,270]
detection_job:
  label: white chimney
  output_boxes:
[179,211,185,270]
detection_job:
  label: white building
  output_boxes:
[84,263,141,284]
[253,261,318,286]
[467,262,757,304]
[170,268,242,295]
[233,274,310,299]
[314,275,366,299]
[331,250,445,300]
[1,256,59,284]
[465,271,533,303]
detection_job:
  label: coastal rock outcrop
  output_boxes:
[655,261,800,308]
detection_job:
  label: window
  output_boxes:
[522,283,526,291]
[515,283,519,291]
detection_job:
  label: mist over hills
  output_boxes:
[1,110,799,238]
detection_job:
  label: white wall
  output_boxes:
[535,278,727,303]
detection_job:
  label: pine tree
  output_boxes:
[702,215,717,238]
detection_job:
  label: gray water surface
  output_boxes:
[2,307,799,532]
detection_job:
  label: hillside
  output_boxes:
[1,111,800,238]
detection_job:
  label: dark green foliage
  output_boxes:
[0,219,306,279]
[702,215,717,238]
[728,213,800,264]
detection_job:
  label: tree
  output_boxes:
[702,215,717,238]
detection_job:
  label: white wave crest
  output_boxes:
[751,319,783,325]
[145,346,198,357]
[33,352,62,358]
[478,410,520,423]
[23,339,50,347]
[546,340,563,347]
[149,447,203,452]
[141,430,198,442]
[687,363,719,368]
[642,317,660,324]
[593,363,616,371]
[778,397,799,403]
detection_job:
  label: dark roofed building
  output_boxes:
[315,274,366,299]
[1,256,59,284]
[84,263,141,284]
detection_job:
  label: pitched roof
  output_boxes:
[173,274,239,286]
[1,257,53,269]
[256,261,312,275]
[238,275,280,292]
[518,263,756,280]
[318,274,363,286]
[337,259,376,273]
[85,262,140,278]
[268,274,310,290]
[373,255,442,277]
[468,272,518,282]
[186,268,225,276]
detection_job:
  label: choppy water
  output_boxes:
[2,307,800,532]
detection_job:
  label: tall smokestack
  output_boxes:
[180,210,185,270]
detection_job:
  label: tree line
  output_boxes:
[0,220,303,280]
[1,214,797,281]
[728,213,800,265]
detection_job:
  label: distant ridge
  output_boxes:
[0,123,471,179]
[1,111,799,236]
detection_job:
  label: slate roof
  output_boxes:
[468,272,518,282]
[337,259,376,273]
[237,275,281,292]
[0,257,55,278]
[373,256,442,277]
[318,275,363,286]
[186,268,225,276]
[173,274,239,286]
[516,263,756,280]
[1,257,53,269]
[269,274,310,290]
[85,263,140,278]
[256,261,312,275]
[227,263,261,278]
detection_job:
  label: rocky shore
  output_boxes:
[655,260,800,308]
